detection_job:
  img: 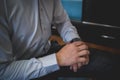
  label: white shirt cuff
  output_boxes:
[38,53,60,73]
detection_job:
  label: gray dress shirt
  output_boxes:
[0,0,80,80]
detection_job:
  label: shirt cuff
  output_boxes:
[38,53,60,73]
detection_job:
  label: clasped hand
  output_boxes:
[56,41,89,72]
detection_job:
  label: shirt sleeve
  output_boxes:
[0,53,59,80]
[53,0,81,43]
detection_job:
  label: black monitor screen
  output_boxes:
[82,0,120,27]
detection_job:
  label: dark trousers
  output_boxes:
[34,41,120,80]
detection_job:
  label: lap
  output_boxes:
[50,49,119,80]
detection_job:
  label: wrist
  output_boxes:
[56,53,61,66]
[56,52,64,66]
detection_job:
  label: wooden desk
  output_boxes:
[50,35,120,54]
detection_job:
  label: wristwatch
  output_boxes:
[70,38,81,43]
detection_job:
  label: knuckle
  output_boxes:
[83,45,88,49]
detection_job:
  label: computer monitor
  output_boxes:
[62,0,120,28]
[82,0,120,27]
[81,0,120,48]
